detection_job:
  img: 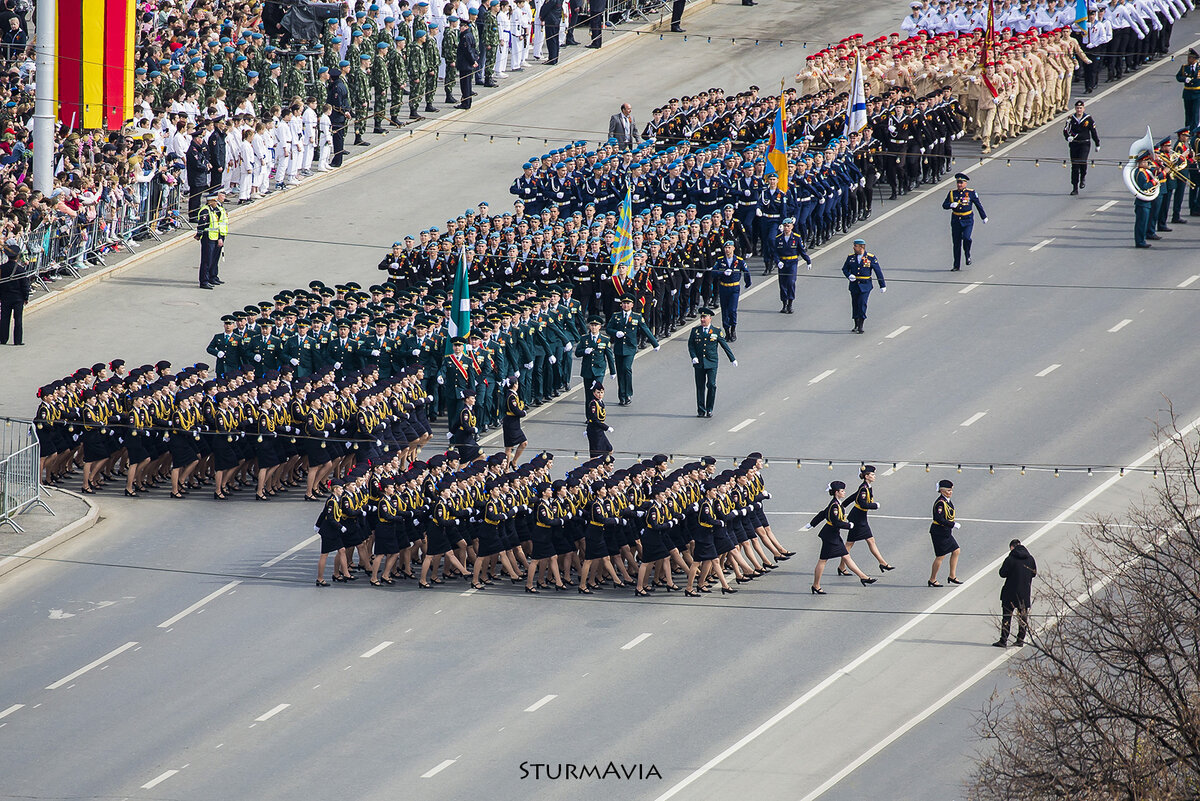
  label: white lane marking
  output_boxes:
[422,759,457,778]
[142,770,179,789]
[1096,199,1119,211]
[254,703,290,722]
[621,633,653,650]
[884,325,909,339]
[262,535,320,567]
[460,588,478,597]
[651,408,1200,801]
[46,642,138,690]
[959,412,987,427]
[728,418,756,433]
[524,694,558,712]
[157,581,242,628]
[808,369,836,385]
[1029,237,1055,252]
[880,462,908,477]
[799,532,1142,801]
[958,282,982,294]
[0,704,24,720]
[1108,319,1132,333]
[360,641,394,659]
[1035,363,1061,377]
[48,608,75,619]
[1178,275,1199,288]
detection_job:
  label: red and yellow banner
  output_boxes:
[59,0,135,131]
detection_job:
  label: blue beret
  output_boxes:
[782,217,795,224]
[522,162,532,169]
[338,59,350,67]
[468,6,478,12]
[235,54,247,62]
[317,66,329,74]
[222,45,235,53]
[211,63,223,70]
[294,54,306,61]
[384,16,395,22]
[247,70,259,77]
[268,62,280,69]
[352,29,363,36]
[377,40,389,48]
[149,70,161,77]
[331,36,342,42]
[219,36,231,43]
[359,53,371,59]
[195,70,207,77]
[429,21,439,27]
[135,67,147,75]
[265,44,276,51]
[447,14,458,21]
[414,28,426,37]
[355,10,366,17]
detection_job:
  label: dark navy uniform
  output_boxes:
[714,247,751,339]
[585,392,612,457]
[773,221,811,313]
[840,244,885,334]
[941,174,987,270]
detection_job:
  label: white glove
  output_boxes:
[548,355,557,364]
[953,522,961,529]
[253,354,262,362]
[436,375,445,384]
[412,349,420,356]
[606,426,614,432]
[692,357,699,365]
[217,350,225,358]
[982,217,988,224]
[805,260,812,270]
[615,331,624,338]
[584,347,594,354]
[323,431,329,438]
[847,521,854,529]
[732,360,738,367]
[755,208,762,216]
[313,525,320,532]
[777,261,784,269]
[504,267,513,274]
[290,358,300,365]
[334,362,342,369]
[524,362,533,370]
[802,523,812,531]
[340,526,347,533]
[371,349,380,356]
[653,345,660,352]
[564,344,571,353]
[609,373,616,379]
[880,287,887,293]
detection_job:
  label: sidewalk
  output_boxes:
[0,488,98,579]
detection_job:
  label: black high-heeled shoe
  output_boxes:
[880,563,896,572]
[811,585,826,595]
[213,491,226,500]
[124,489,138,497]
[928,579,943,587]
[381,577,394,586]
[577,586,592,594]
[664,584,681,592]
[315,579,330,587]
[554,583,566,591]
[332,575,346,583]
[735,576,751,584]
[837,568,852,576]
[525,586,539,594]
[684,589,701,597]
[947,576,963,585]
[721,586,737,595]
[418,581,430,588]
[861,577,877,586]
[255,493,269,501]
[370,579,383,587]
[471,582,485,590]
[634,588,649,597]
[169,491,184,498]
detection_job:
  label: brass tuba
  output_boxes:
[1122,126,1159,201]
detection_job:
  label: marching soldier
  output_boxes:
[941,172,987,271]
[773,216,811,315]
[585,382,614,457]
[574,315,617,389]
[206,315,242,376]
[605,295,659,406]
[841,238,886,335]
[687,308,736,418]
[1063,100,1100,195]
[714,240,751,341]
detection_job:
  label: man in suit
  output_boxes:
[538,0,562,65]
[0,238,30,346]
[605,295,659,406]
[608,103,640,148]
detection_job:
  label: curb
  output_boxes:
[0,489,100,579]
[25,0,717,318]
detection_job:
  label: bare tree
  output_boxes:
[970,411,1200,801]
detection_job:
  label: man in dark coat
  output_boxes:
[538,0,562,66]
[994,538,1037,647]
[327,62,351,168]
[207,117,227,190]
[0,239,30,345]
[456,15,480,109]
[185,130,212,223]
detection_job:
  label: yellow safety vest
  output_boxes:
[205,205,228,240]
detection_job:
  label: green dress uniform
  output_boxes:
[574,328,617,388]
[686,316,736,417]
[206,327,242,376]
[604,307,659,405]
[370,44,391,132]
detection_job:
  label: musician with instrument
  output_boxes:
[1063,100,1100,196]
[1131,149,1160,249]
[1161,129,1194,227]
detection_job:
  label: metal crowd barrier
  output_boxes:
[0,418,52,534]
[11,180,190,295]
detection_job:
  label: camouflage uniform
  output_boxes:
[349,55,371,139]
[259,70,282,111]
[481,9,500,85]
[370,43,391,132]
[422,27,440,110]
[387,39,408,123]
[441,25,460,104]
[405,32,427,119]
[282,58,307,104]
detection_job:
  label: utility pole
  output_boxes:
[33,0,56,194]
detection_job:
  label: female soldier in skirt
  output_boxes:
[928,479,962,587]
[807,480,877,594]
[502,377,528,465]
[315,479,348,586]
[839,465,895,575]
[370,478,401,586]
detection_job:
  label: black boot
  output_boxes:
[425,103,439,112]
[446,93,458,104]
[728,325,736,342]
[372,126,386,134]
[409,111,425,121]
[353,134,367,145]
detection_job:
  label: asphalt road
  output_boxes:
[3,2,1200,800]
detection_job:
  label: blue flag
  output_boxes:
[612,182,634,275]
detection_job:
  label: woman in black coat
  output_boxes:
[807,481,877,595]
[994,539,1037,647]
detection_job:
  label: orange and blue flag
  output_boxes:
[765,93,789,192]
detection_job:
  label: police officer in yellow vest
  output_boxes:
[195,189,228,290]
